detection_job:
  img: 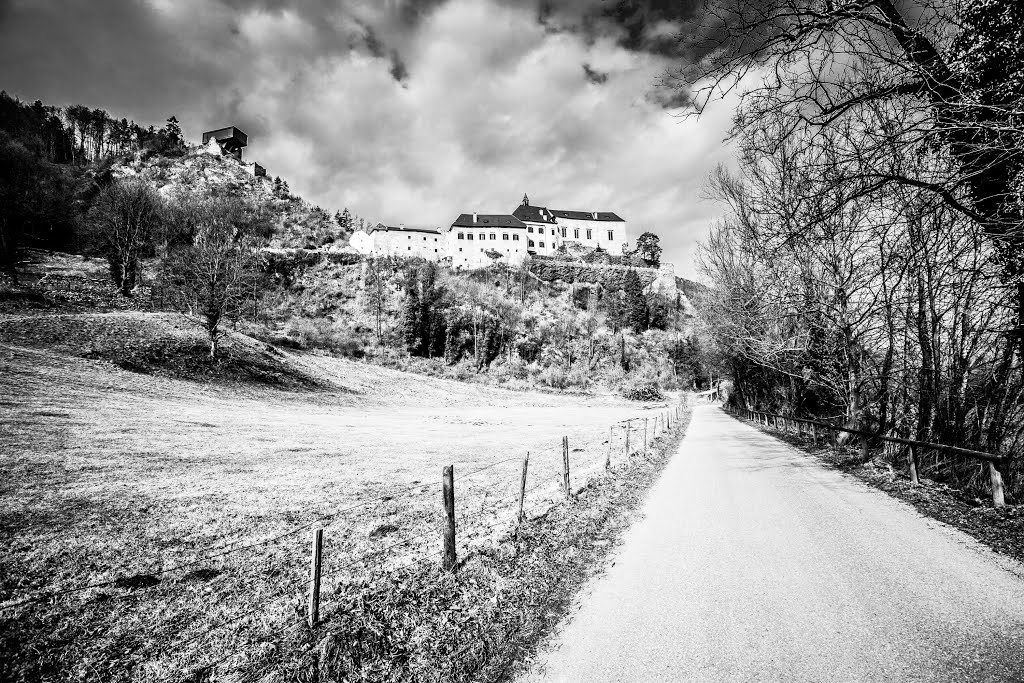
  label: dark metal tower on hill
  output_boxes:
[201,126,247,160]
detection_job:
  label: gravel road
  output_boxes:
[525,404,1024,682]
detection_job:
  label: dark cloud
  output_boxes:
[648,88,694,110]
[0,0,729,275]
[389,49,410,83]
[582,63,608,84]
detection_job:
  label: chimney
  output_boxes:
[399,223,405,230]
[473,212,478,223]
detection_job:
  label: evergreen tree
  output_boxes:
[623,269,649,332]
[401,271,422,354]
[444,317,459,365]
[635,231,662,266]
[337,207,353,233]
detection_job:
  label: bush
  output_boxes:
[621,379,664,401]
[539,366,569,389]
[284,317,365,357]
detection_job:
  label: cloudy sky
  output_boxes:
[0,0,741,277]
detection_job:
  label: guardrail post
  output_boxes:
[989,463,1005,508]
[908,444,919,485]
[643,417,648,455]
[442,465,456,572]
[307,528,323,628]
[562,436,571,498]
[605,426,613,470]
[518,452,529,530]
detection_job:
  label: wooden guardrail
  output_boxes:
[725,405,1008,508]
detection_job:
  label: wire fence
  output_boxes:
[2,398,689,682]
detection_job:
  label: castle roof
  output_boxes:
[512,204,557,224]
[450,214,527,229]
[369,223,443,235]
[547,209,624,222]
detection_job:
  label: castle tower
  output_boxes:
[522,193,529,206]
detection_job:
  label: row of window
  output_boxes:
[406,235,439,241]
[455,229,615,243]
[456,232,520,241]
[527,227,616,241]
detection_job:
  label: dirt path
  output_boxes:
[525,405,1024,682]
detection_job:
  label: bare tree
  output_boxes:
[88,178,163,296]
[165,196,261,357]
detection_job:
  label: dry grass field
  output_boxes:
[0,319,673,681]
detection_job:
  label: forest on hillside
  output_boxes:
[690,0,1024,498]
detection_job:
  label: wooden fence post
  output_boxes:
[990,462,1006,508]
[518,452,529,528]
[624,421,631,457]
[643,417,648,455]
[908,444,920,486]
[442,465,456,572]
[605,426,613,470]
[307,528,323,628]
[562,436,571,498]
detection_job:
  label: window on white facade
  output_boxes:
[586,230,592,239]
[502,233,509,240]
[513,234,519,241]
[458,232,464,239]
[528,226,534,233]
[490,233,496,240]
[562,228,567,237]
[467,234,474,240]
[574,229,579,239]
[528,240,535,247]
[607,231,614,241]
[539,241,545,248]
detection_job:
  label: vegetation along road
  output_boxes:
[526,404,1024,682]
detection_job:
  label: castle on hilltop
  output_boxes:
[350,194,629,270]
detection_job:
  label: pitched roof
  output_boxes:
[512,204,557,224]
[547,209,624,222]
[450,214,527,229]
[368,223,443,235]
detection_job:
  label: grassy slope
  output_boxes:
[0,309,674,682]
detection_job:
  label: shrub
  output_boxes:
[284,317,364,357]
[539,366,570,389]
[621,379,664,401]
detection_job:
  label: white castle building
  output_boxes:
[350,223,446,260]
[349,194,628,269]
[512,195,627,256]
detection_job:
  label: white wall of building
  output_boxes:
[349,227,445,261]
[522,221,561,255]
[447,225,529,269]
[551,217,628,255]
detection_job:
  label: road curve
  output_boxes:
[524,405,1024,682]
